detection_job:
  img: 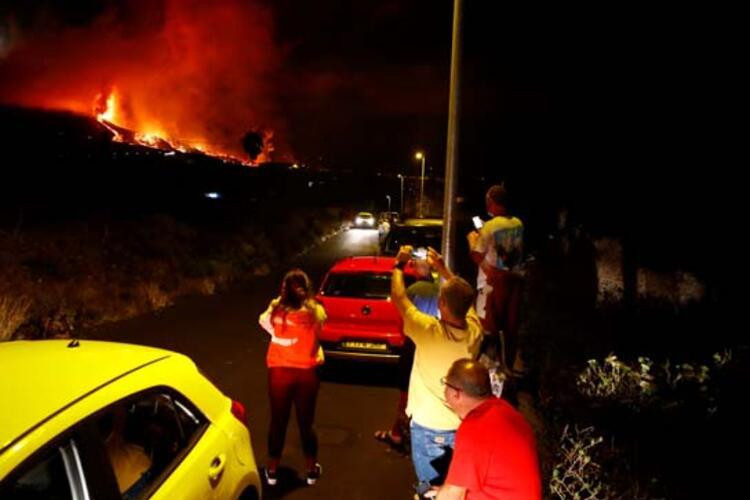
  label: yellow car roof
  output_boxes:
[0,340,175,455]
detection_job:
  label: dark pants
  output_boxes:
[267,366,320,460]
[390,337,416,437]
[480,271,523,371]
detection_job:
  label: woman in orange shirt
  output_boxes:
[259,269,326,487]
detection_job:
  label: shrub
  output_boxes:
[0,206,347,341]
[549,425,609,500]
[577,351,730,415]
[0,293,32,341]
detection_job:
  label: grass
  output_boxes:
[0,207,347,340]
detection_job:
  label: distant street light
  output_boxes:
[385,194,391,212]
[415,152,426,217]
[397,174,405,215]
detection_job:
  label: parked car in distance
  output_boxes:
[352,211,376,228]
[381,218,443,256]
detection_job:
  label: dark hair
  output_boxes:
[279,268,313,310]
[486,184,508,207]
[440,277,476,319]
[447,359,492,398]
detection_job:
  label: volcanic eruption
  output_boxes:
[0,0,284,163]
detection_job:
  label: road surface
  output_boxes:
[86,228,416,499]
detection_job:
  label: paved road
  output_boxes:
[85,228,416,499]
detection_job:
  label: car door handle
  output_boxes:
[208,453,226,481]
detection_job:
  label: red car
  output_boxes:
[316,256,417,362]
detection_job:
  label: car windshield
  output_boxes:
[383,227,442,255]
[322,272,415,299]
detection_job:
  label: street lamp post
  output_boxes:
[441,0,463,270]
[397,174,404,215]
[385,195,391,212]
[415,152,426,217]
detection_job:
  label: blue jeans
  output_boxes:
[410,421,455,494]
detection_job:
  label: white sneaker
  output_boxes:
[306,463,322,485]
[263,468,277,486]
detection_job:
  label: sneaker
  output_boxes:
[263,467,277,486]
[306,463,322,485]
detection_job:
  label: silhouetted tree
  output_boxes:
[242,131,263,161]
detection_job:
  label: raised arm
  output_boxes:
[467,230,484,267]
[427,247,454,281]
[391,245,414,316]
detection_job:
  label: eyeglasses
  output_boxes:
[440,377,461,392]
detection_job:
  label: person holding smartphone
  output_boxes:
[375,248,440,454]
[467,184,524,385]
[391,245,483,498]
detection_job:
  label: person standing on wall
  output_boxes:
[467,184,524,385]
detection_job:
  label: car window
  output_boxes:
[322,272,415,299]
[95,391,207,500]
[3,443,75,500]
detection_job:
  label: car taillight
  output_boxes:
[231,399,248,427]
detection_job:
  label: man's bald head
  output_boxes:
[446,359,492,398]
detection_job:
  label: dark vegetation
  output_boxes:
[0,106,394,339]
[1,106,739,498]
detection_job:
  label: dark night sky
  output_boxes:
[0,0,740,244]
[1,1,738,170]
[268,1,738,174]
[269,0,738,254]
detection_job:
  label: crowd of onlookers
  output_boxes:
[258,184,540,499]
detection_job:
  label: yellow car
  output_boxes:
[0,340,261,499]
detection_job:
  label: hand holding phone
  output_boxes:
[411,247,428,260]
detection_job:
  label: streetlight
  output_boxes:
[415,151,426,217]
[385,194,391,212]
[397,174,405,215]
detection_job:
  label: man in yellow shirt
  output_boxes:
[391,245,483,498]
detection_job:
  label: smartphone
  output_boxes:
[472,216,484,230]
[411,247,428,260]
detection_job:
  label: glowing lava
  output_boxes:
[92,88,246,162]
[0,0,283,165]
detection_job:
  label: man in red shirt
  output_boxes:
[434,359,541,500]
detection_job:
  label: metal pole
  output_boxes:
[386,195,391,212]
[442,0,463,270]
[419,156,426,217]
[399,175,405,214]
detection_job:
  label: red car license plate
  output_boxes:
[341,341,388,352]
